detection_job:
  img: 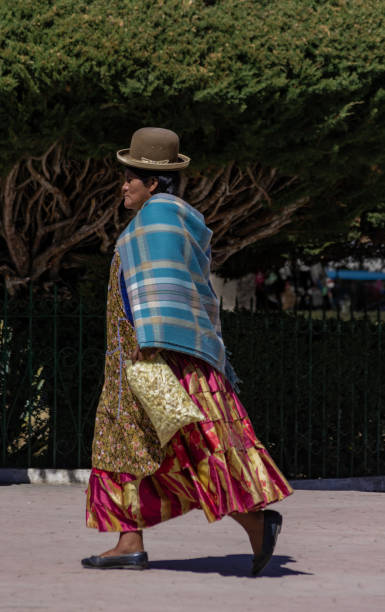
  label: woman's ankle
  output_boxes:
[116,530,144,553]
[230,510,264,556]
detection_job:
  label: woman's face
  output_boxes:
[122,170,158,212]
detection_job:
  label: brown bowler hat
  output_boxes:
[117,127,190,171]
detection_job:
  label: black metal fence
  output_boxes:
[223,307,385,479]
[1,285,105,469]
[1,284,384,478]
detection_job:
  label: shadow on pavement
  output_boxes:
[150,554,312,578]
[0,468,30,485]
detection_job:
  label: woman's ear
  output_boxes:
[149,178,158,194]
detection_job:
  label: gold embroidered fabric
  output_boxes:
[91,251,164,476]
[125,355,203,447]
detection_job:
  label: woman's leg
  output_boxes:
[99,511,264,558]
[230,510,264,555]
[100,511,264,557]
[100,530,145,557]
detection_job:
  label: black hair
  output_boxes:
[124,167,180,195]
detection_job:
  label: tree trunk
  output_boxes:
[0,144,308,290]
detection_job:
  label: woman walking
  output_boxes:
[82,127,293,575]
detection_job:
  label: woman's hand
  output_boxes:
[130,344,162,363]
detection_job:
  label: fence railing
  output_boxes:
[1,285,384,478]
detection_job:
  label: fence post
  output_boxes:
[1,285,8,465]
[264,315,270,445]
[349,312,356,477]
[307,308,313,478]
[293,310,299,477]
[27,283,33,467]
[279,313,285,467]
[336,308,342,478]
[376,310,382,475]
[52,285,58,468]
[77,294,83,467]
[321,310,327,478]
[363,316,369,473]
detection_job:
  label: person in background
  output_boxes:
[254,270,267,309]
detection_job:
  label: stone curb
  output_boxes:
[0,468,91,485]
[0,468,384,491]
[290,475,385,492]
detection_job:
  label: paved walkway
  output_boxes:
[0,485,383,612]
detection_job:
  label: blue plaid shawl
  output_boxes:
[117,193,238,385]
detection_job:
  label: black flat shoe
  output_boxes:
[251,509,282,576]
[81,551,149,570]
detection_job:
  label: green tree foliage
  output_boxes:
[2,0,385,276]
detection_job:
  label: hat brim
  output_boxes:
[116,149,190,170]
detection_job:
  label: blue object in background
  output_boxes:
[326,269,385,281]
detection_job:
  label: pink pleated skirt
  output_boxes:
[86,353,293,532]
